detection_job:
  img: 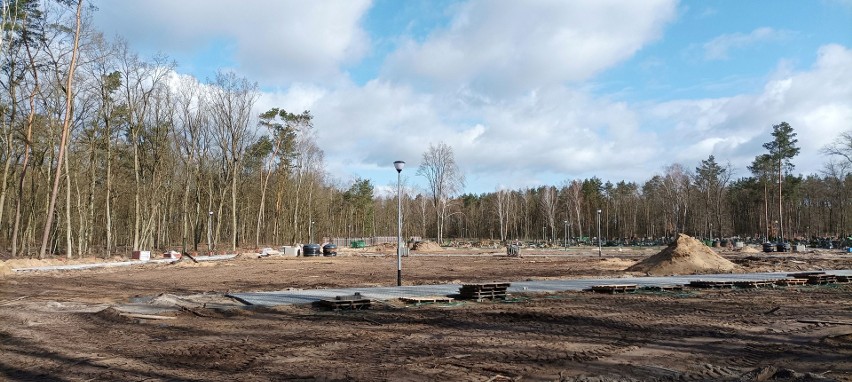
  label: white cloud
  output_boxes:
[648,44,852,176]
[703,27,791,60]
[259,43,852,192]
[259,80,660,191]
[93,0,371,86]
[382,0,678,95]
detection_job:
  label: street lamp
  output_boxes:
[597,209,602,257]
[207,210,214,253]
[309,220,315,244]
[394,160,405,286]
[563,220,568,249]
[568,220,572,247]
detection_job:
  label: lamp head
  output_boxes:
[394,160,405,172]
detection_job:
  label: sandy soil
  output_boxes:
[1,247,851,381]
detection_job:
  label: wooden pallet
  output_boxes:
[318,293,372,310]
[787,271,826,279]
[807,275,837,285]
[591,284,638,294]
[775,278,809,286]
[460,283,511,291]
[458,283,510,301]
[639,285,685,292]
[460,290,508,300]
[732,280,778,288]
[400,296,455,304]
[688,280,735,289]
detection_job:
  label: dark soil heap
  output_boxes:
[626,233,741,275]
[411,241,442,252]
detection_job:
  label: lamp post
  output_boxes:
[207,211,213,253]
[563,220,568,249]
[568,220,572,247]
[309,220,315,244]
[597,209,602,257]
[394,160,405,286]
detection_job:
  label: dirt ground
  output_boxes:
[1,246,851,381]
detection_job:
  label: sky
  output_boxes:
[90,0,852,195]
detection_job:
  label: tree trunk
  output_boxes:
[39,0,83,259]
[64,153,72,258]
[231,163,238,251]
[778,158,784,242]
[105,127,112,257]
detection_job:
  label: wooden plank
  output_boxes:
[688,280,735,289]
[775,278,808,286]
[638,285,684,292]
[807,275,837,285]
[733,280,777,288]
[460,283,511,290]
[400,296,454,304]
[787,271,825,278]
[591,284,638,294]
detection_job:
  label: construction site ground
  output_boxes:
[1,246,851,381]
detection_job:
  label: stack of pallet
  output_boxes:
[688,280,736,289]
[788,271,839,285]
[318,293,371,310]
[732,280,778,288]
[591,284,638,294]
[459,283,510,302]
[806,274,837,285]
[775,278,808,286]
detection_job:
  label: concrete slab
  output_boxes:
[228,270,852,307]
[12,254,237,273]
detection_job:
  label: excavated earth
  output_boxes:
[1,246,851,381]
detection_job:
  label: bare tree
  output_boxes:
[661,163,691,236]
[208,71,258,251]
[416,142,464,244]
[823,130,852,166]
[38,0,82,258]
[494,188,510,241]
[539,186,557,242]
[564,179,584,240]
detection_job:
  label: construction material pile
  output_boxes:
[626,233,741,275]
[739,246,761,253]
[411,241,442,252]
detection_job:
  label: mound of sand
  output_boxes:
[739,246,761,253]
[411,241,442,252]
[625,233,741,275]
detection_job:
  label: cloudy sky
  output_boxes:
[91,0,852,194]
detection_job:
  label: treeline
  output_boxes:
[436,160,852,244]
[0,1,372,258]
[2,2,851,259]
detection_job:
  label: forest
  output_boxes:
[2,1,852,259]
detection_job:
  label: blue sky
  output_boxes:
[92,0,852,195]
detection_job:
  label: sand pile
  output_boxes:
[411,241,442,252]
[739,246,761,253]
[625,233,741,275]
